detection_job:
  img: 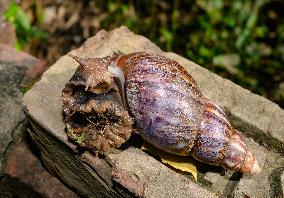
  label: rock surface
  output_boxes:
[1,135,79,198]
[24,26,284,197]
[0,37,72,196]
[0,45,42,174]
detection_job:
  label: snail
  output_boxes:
[62,52,260,174]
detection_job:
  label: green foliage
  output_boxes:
[4,2,48,50]
[98,0,284,106]
[5,0,283,106]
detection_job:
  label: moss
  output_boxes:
[66,127,73,137]
[75,132,86,145]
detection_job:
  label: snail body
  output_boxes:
[63,52,260,174]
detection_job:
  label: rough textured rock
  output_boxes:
[108,147,216,198]
[24,26,284,197]
[0,45,41,174]
[0,61,27,146]
[1,135,79,198]
[0,42,51,195]
[0,44,47,80]
[280,170,284,196]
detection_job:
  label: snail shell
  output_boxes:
[112,52,260,174]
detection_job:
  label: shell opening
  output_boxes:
[108,61,127,108]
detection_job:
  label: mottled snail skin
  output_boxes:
[112,52,260,174]
[67,54,115,94]
[62,55,133,153]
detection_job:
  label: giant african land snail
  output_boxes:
[62,52,260,174]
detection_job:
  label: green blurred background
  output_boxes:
[4,0,284,108]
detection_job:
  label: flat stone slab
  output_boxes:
[24,26,284,197]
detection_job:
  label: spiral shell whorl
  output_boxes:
[191,101,231,165]
[191,101,259,173]
[116,53,206,155]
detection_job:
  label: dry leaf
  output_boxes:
[141,141,198,181]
